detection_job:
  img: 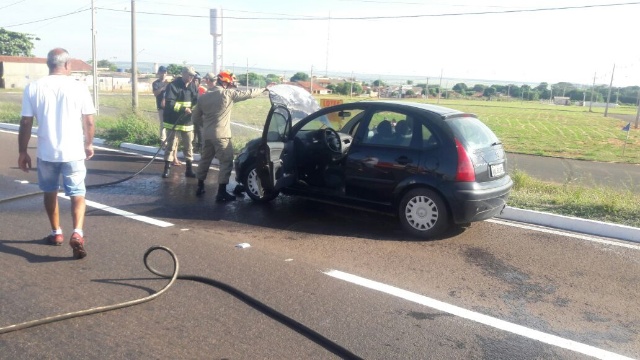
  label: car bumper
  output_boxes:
[447,176,513,224]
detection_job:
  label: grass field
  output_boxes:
[2,91,639,227]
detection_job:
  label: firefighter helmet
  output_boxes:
[217,71,234,84]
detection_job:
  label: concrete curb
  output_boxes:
[498,207,640,242]
[2,122,638,243]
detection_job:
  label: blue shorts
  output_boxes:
[37,158,87,197]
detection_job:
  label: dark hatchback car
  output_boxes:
[234,85,512,238]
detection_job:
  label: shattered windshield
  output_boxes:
[268,84,324,125]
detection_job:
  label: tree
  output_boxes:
[0,28,39,56]
[472,84,486,93]
[290,72,309,82]
[333,82,362,96]
[372,79,385,87]
[96,59,117,71]
[452,83,468,93]
[166,64,183,76]
[265,73,281,84]
[483,87,497,98]
[535,82,548,92]
[238,72,267,87]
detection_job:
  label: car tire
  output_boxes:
[398,188,450,238]
[243,163,279,202]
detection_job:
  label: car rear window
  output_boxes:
[446,116,500,150]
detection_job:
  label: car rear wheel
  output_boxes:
[398,188,450,238]
[243,164,279,202]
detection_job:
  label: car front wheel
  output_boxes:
[243,164,279,202]
[398,188,450,238]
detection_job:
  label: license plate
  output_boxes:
[490,163,504,177]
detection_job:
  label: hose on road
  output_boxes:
[0,246,363,359]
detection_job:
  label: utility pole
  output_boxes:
[425,77,429,101]
[635,89,640,129]
[310,65,314,95]
[325,13,330,77]
[589,72,596,112]
[246,58,249,91]
[438,69,443,104]
[91,0,98,114]
[349,71,353,98]
[604,63,615,118]
[131,0,138,110]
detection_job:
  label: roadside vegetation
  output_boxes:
[1,90,639,228]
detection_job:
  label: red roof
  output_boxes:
[0,55,92,72]
[288,81,327,92]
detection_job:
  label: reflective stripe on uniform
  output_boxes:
[173,101,191,112]
[164,123,194,132]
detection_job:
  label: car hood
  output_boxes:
[268,84,321,124]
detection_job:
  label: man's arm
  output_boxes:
[82,114,95,160]
[18,116,33,172]
[152,80,167,97]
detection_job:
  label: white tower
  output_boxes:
[210,8,223,73]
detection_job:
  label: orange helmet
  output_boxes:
[217,71,234,84]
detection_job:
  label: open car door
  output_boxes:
[256,105,294,191]
[257,84,322,192]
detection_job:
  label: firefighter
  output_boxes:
[162,66,199,178]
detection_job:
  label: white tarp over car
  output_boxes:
[268,84,324,125]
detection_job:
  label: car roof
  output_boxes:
[353,100,471,118]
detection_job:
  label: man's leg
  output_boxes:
[62,160,88,259]
[183,130,196,178]
[195,140,216,196]
[38,159,64,245]
[163,129,179,177]
[43,191,60,232]
[215,138,236,202]
[70,195,86,231]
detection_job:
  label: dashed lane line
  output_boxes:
[59,194,173,228]
[325,270,634,360]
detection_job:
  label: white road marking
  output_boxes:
[487,219,640,250]
[58,194,173,228]
[325,270,634,360]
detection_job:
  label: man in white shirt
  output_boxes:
[18,48,96,260]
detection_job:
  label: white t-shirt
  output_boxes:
[21,75,96,162]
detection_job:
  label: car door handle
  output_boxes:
[396,156,412,165]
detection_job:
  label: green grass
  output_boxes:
[3,92,640,228]
[509,170,640,228]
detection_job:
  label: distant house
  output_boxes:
[553,96,571,106]
[0,55,92,89]
[289,81,332,95]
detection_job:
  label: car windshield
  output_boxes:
[447,116,500,150]
[268,84,322,124]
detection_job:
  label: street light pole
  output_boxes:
[604,63,615,118]
[589,72,596,112]
[91,0,99,114]
[131,0,138,110]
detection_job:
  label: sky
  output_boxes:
[2,0,640,87]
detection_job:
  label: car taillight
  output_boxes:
[455,138,475,182]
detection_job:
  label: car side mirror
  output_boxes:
[338,111,351,118]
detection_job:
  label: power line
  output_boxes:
[0,0,26,11]
[3,1,640,28]
[95,2,640,21]
[2,8,90,27]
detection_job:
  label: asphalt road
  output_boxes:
[1,130,639,359]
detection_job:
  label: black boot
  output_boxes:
[162,161,171,178]
[185,161,196,178]
[215,184,236,202]
[196,179,206,196]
